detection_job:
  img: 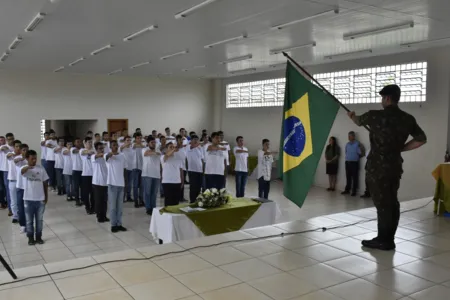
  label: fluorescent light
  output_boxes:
[182,65,206,72]
[160,50,189,60]
[108,69,123,75]
[219,54,252,64]
[25,13,46,32]
[53,66,64,73]
[204,34,247,49]
[0,51,10,63]
[130,61,150,69]
[271,9,339,30]
[324,49,372,60]
[8,36,23,50]
[400,36,450,48]
[269,42,316,55]
[229,67,256,75]
[123,25,158,42]
[91,44,113,56]
[175,0,220,19]
[344,22,414,40]
[68,57,85,66]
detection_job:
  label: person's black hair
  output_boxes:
[13,140,22,145]
[176,134,183,140]
[26,149,37,158]
[87,130,93,134]
[348,131,355,136]
[94,142,104,150]
[6,133,14,138]
[166,141,174,146]
[74,137,81,141]
[44,132,50,136]
[189,131,195,136]
[64,140,72,147]
[179,128,185,132]
[152,130,157,133]
[0,136,4,139]
[94,133,100,137]
[20,144,29,149]
[191,135,199,140]
[326,136,338,156]
[136,128,141,131]
[211,132,219,139]
[262,138,270,145]
[202,129,207,133]
[217,131,224,135]
[165,127,170,131]
[124,135,131,140]
[147,136,155,143]
[110,140,118,146]
[236,136,243,142]
[49,129,55,134]
[134,132,142,138]
[84,137,92,142]
[102,131,108,136]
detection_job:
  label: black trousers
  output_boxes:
[93,184,107,221]
[345,161,359,193]
[81,176,94,213]
[367,173,401,243]
[72,170,82,202]
[205,174,225,190]
[363,176,371,195]
[188,171,202,203]
[258,176,270,199]
[163,183,181,206]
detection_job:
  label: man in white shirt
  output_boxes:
[62,141,73,201]
[0,135,8,209]
[205,132,227,190]
[1,133,15,214]
[165,127,175,144]
[16,143,29,233]
[54,138,65,195]
[120,136,134,202]
[101,131,111,154]
[233,136,249,198]
[21,149,49,246]
[81,137,95,214]
[132,133,145,208]
[161,142,184,206]
[105,140,127,233]
[45,131,57,191]
[92,142,109,223]
[71,138,83,207]
[218,131,230,187]
[142,136,161,215]
[175,135,188,201]
[7,139,22,223]
[186,135,204,203]
[40,131,49,172]
[118,128,128,144]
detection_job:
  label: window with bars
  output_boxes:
[314,62,427,104]
[40,119,46,141]
[226,78,286,108]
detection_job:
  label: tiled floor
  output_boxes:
[0,197,449,299]
[0,178,376,270]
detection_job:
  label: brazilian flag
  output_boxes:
[279,62,340,208]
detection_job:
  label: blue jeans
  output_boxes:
[3,171,10,210]
[142,177,160,211]
[24,200,46,238]
[17,188,25,227]
[55,168,64,191]
[125,170,132,199]
[258,176,270,199]
[64,174,72,198]
[72,170,82,201]
[45,160,56,188]
[235,171,248,198]
[108,185,124,226]
[131,169,143,202]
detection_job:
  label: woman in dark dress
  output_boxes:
[325,137,340,191]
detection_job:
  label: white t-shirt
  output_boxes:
[45,140,57,161]
[142,148,161,179]
[233,146,249,172]
[54,146,64,169]
[257,150,274,180]
[187,145,204,173]
[220,141,231,166]
[91,154,108,186]
[0,145,13,171]
[133,144,145,170]
[174,148,186,171]
[16,159,27,189]
[161,155,183,184]
[22,165,49,201]
[182,138,189,146]
[106,153,126,187]
[121,146,134,171]
[205,147,226,175]
[7,153,21,180]
[71,147,83,171]
[63,148,72,175]
[80,148,94,176]
[102,141,111,154]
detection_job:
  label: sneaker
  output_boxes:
[67,197,72,201]
[362,238,395,251]
[20,226,26,234]
[35,238,45,245]
[111,226,119,233]
[139,202,145,207]
[8,210,12,217]
[134,203,139,208]
[75,202,82,207]
[361,193,371,198]
[146,209,153,215]
[12,219,18,224]
[97,219,105,223]
[105,217,110,222]
[341,191,350,195]
[117,226,127,232]
[351,193,356,197]
[28,237,36,246]
[127,197,133,202]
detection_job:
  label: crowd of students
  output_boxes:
[0,127,276,246]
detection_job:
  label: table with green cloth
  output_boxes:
[149,198,278,243]
[432,163,450,214]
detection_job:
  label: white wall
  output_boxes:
[216,47,450,201]
[0,72,213,154]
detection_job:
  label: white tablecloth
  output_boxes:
[149,200,278,243]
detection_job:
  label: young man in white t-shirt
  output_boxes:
[81,137,95,214]
[132,133,145,208]
[161,142,184,206]
[40,131,49,172]
[218,131,230,187]
[54,138,65,195]
[141,136,161,215]
[63,141,73,201]
[0,136,7,209]
[16,143,29,233]
[233,136,249,198]
[45,131,57,191]
[92,142,109,223]
[105,140,127,233]
[120,136,134,202]
[205,132,227,190]
[175,135,187,201]
[71,138,83,207]
[21,149,49,245]
[186,135,204,203]
[7,140,22,223]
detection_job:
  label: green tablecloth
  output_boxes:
[160,198,261,236]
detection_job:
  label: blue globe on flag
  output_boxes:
[283,116,306,157]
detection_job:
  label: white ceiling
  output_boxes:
[0,0,449,78]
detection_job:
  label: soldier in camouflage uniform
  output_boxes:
[348,84,427,251]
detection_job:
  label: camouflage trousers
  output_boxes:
[366,172,401,243]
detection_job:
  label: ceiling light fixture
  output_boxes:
[324,49,372,60]
[204,34,247,49]
[269,42,316,55]
[108,69,123,75]
[25,13,46,32]
[0,51,10,63]
[123,25,158,42]
[130,61,150,69]
[400,36,450,48]
[91,44,113,56]
[182,65,206,72]
[344,22,414,40]
[229,67,256,75]
[269,63,286,68]
[53,66,64,73]
[8,36,23,50]
[175,0,220,19]
[219,54,252,64]
[271,9,339,30]
[69,57,85,66]
[160,50,189,60]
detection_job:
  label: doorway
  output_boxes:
[108,119,128,134]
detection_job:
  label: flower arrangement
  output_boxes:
[196,188,232,208]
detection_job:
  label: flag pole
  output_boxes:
[282,51,370,131]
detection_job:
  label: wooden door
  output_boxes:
[107,119,128,135]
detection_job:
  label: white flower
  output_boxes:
[211,188,218,193]
[198,201,203,207]
[220,188,226,194]
[204,189,210,194]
